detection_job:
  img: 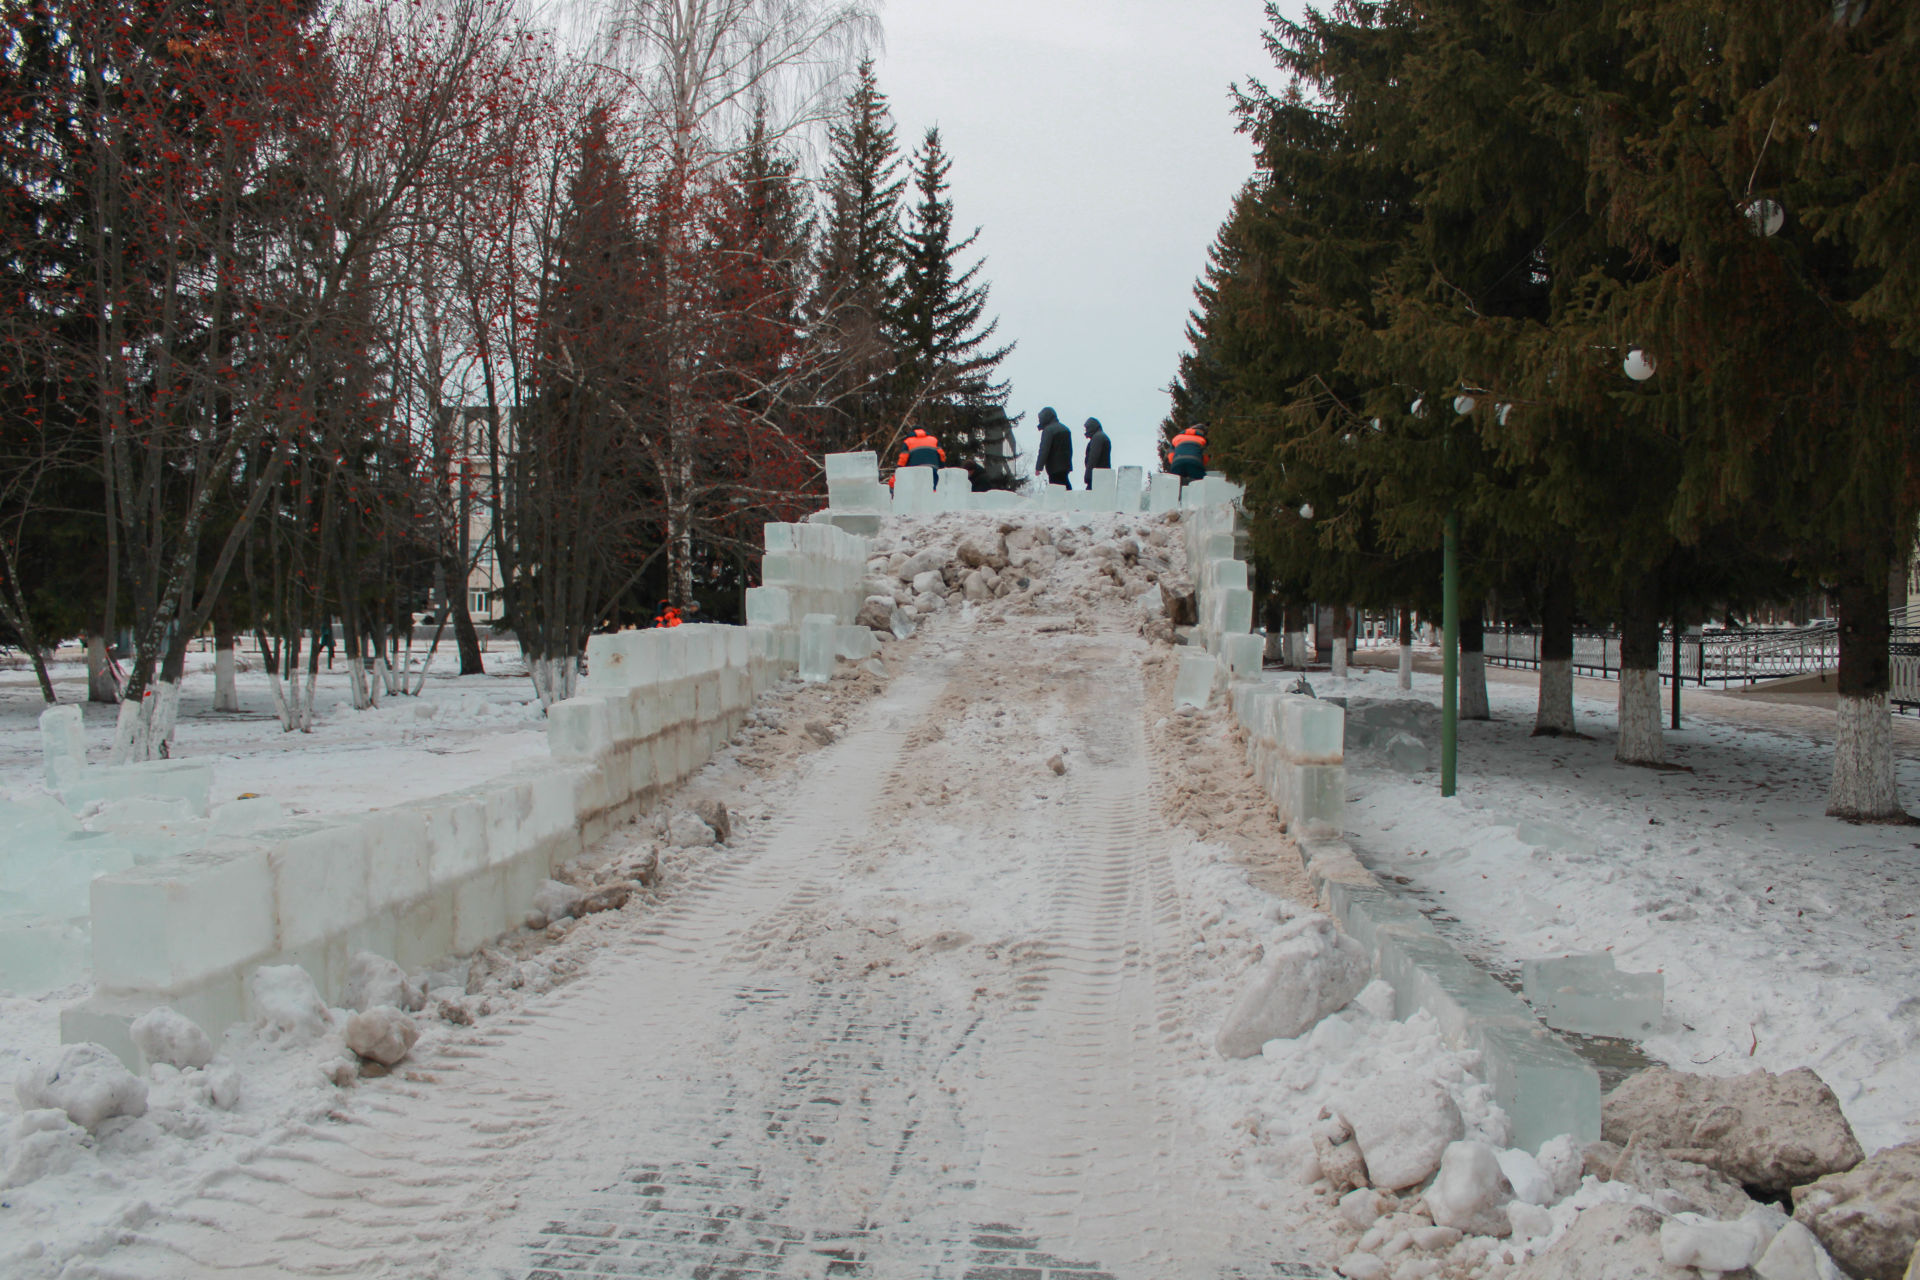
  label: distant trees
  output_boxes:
[1172,0,1920,819]
[0,0,1016,721]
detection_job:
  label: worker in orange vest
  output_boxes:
[1165,423,1209,487]
[896,425,947,489]
[652,600,682,628]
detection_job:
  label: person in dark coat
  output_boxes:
[1034,407,1073,489]
[1082,417,1112,488]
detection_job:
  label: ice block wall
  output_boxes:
[746,519,871,631]
[1228,685,1347,838]
[64,621,796,1068]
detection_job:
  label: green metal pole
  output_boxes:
[1442,511,1460,797]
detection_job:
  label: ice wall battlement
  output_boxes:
[820,451,1200,519]
[61,619,798,1071]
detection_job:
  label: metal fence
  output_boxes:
[1476,622,1920,706]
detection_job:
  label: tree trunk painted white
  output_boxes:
[1535,658,1575,736]
[267,669,293,731]
[109,690,150,763]
[149,680,182,757]
[1828,692,1903,820]
[1397,643,1412,690]
[87,635,119,703]
[214,644,239,712]
[1331,639,1348,679]
[1616,668,1665,766]
[1461,651,1490,720]
[1264,629,1284,663]
[1286,629,1307,669]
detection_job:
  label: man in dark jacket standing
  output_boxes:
[1082,417,1112,488]
[1035,407,1073,489]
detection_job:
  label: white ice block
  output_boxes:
[1209,559,1249,591]
[1218,587,1254,635]
[0,916,89,995]
[1148,473,1181,513]
[356,807,433,912]
[1114,466,1143,513]
[40,704,87,788]
[268,820,371,951]
[60,760,213,818]
[829,477,888,511]
[799,613,838,682]
[90,841,277,992]
[893,466,936,515]
[1282,696,1346,763]
[825,451,879,483]
[209,796,285,836]
[547,696,613,762]
[1174,655,1217,709]
[1522,952,1664,1039]
[834,626,877,662]
[1224,633,1265,678]
[1477,1023,1603,1151]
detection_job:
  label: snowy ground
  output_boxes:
[5,527,1913,1279]
[0,645,550,822]
[1333,659,1920,1155]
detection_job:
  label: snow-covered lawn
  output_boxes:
[0,646,550,820]
[1334,662,1920,1154]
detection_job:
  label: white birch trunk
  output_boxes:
[1397,643,1413,691]
[149,680,181,757]
[347,651,373,710]
[1617,667,1665,766]
[87,635,119,703]
[1461,651,1490,720]
[268,669,294,731]
[1828,692,1903,820]
[214,644,239,712]
[1535,657,1575,736]
[109,691,150,763]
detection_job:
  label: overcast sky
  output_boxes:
[875,0,1291,478]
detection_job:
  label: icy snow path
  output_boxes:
[117,623,1327,1280]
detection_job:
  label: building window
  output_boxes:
[471,590,490,616]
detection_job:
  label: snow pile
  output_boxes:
[858,510,1183,632]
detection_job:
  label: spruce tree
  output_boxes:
[811,60,905,454]
[894,126,1011,483]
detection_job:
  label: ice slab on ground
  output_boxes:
[1516,820,1600,859]
[58,760,213,818]
[0,916,89,995]
[1174,655,1216,709]
[1476,1023,1602,1151]
[1522,951,1664,1039]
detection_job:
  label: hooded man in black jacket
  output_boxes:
[1082,417,1111,488]
[1034,407,1073,489]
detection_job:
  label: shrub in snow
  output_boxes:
[1424,1140,1514,1236]
[1602,1066,1863,1193]
[247,964,331,1040]
[343,1007,420,1067]
[1335,1070,1465,1190]
[342,951,424,1013]
[1214,913,1371,1058]
[16,1042,148,1132]
[130,1006,215,1071]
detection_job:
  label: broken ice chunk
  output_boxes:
[1522,951,1664,1039]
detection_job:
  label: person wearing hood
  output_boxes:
[1034,407,1073,489]
[1081,417,1112,488]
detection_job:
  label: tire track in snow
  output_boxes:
[111,666,956,1279]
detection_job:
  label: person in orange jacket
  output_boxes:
[896,425,946,489]
[652,600,682,628]
[1165,423,1209,487]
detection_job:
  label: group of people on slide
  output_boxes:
[895,408,1210,492]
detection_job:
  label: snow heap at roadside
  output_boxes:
[1199,901,1897,1280]
[848,509,1189,637]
